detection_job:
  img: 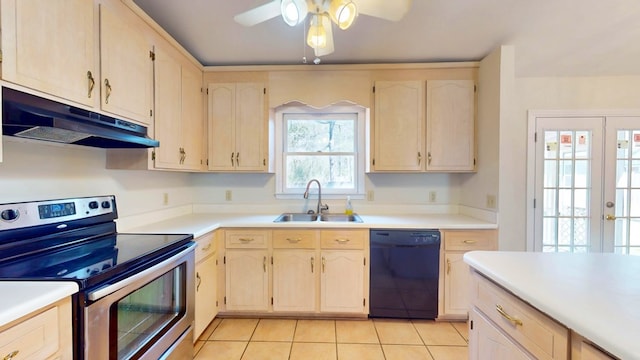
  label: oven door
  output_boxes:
[84,244,195,360]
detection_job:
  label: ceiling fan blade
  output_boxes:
[234,0,282,27]
[314,16,334,57]
[356,0,412,21]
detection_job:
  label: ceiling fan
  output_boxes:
[234,0,412,58]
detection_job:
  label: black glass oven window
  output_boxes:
[110,264,186,359]
[38,202,76,219]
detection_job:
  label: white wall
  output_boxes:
[0,138,193,218]
[189,172,462,214]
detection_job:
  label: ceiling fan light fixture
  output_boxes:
[329,0,357,30]
[307,14,328,49]
[281,0,308,26]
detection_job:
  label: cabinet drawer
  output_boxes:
[225,229,270,248]
[0,305,60,360]
[195,231,216,263]
[471,272,569,359]
[320,229,366,249]
[273,230,318,249]
[444,230,497,251]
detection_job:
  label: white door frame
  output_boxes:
[526,109,640,252]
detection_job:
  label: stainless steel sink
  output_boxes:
[319,213,363,223]
[273,213,318,222]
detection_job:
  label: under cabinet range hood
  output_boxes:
[1,87,159,148]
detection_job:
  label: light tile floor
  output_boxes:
[194,318,469,360]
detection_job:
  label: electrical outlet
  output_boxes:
[163,193,169,206]
[429,191,437,202]
[225,190,232,201]
[367,190,374,201]
[486,194,497,209]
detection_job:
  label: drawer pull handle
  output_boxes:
[201,243,212,251]
[496,304,523,326]
[463,240,477,244]
[239,238,255,242]
[287,238,302,243]
[4,350,19,360]
[335,238,350,244]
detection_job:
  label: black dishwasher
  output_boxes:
[369,229,441,319]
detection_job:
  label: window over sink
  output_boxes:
[275,104,366,199]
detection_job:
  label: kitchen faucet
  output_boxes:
[303,179,329,215]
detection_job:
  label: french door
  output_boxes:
[531,115,640,254]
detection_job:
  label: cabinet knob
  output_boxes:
[104,78,112,104]
[87,71,95,98]
[3,350,19,360]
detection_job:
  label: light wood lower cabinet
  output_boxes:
[469,308,533,360]
[193,231,218,341]
[272,250,317,312]
[0,297,73,360]
[571,333,617,360]
[469,271,569,360]
[220,228,368,316]
[320,250,366,313]
[439,229,497,319]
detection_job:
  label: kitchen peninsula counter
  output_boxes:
[464,251,640,359]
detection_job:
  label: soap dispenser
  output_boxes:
[345,196,353,215]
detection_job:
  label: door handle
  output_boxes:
[605,214,616,221]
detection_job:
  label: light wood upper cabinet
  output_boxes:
[154,44,203,171]
[99,0,153,125]
[1,0,97,107]
[426,80,476,172]
[208,83,267,172]
[372,81,424,171]
[371,79,476,173]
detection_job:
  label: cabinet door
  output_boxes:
[99,2,153,125]
[181,61,204,170]
[443,252,470,316]
[373,81,424,171]
[225,250,269,311]
[320,250,365,313]
[208,83,236,171]
[194,254,217,341]
[235,83,266,171]
[426,80,476,172]
[272,250,316,312]
[1,0,96,107]
[469,308,533,360]
[153,45,183,169]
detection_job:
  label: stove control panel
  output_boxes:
[0,195,117,230]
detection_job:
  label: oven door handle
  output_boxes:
[87,245,193,301]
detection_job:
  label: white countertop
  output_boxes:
[0,281,78,327]
[122,213,497,238]
[464,251,640,359]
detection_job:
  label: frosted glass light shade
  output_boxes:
[281,0,308,26]
[307,15,328,48]
[329,0,357,30]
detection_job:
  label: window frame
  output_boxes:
[274,104,366,199]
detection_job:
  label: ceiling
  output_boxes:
[132,0,640,77]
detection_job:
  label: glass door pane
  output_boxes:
[534,117,603,252]
[603,117,640,254]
